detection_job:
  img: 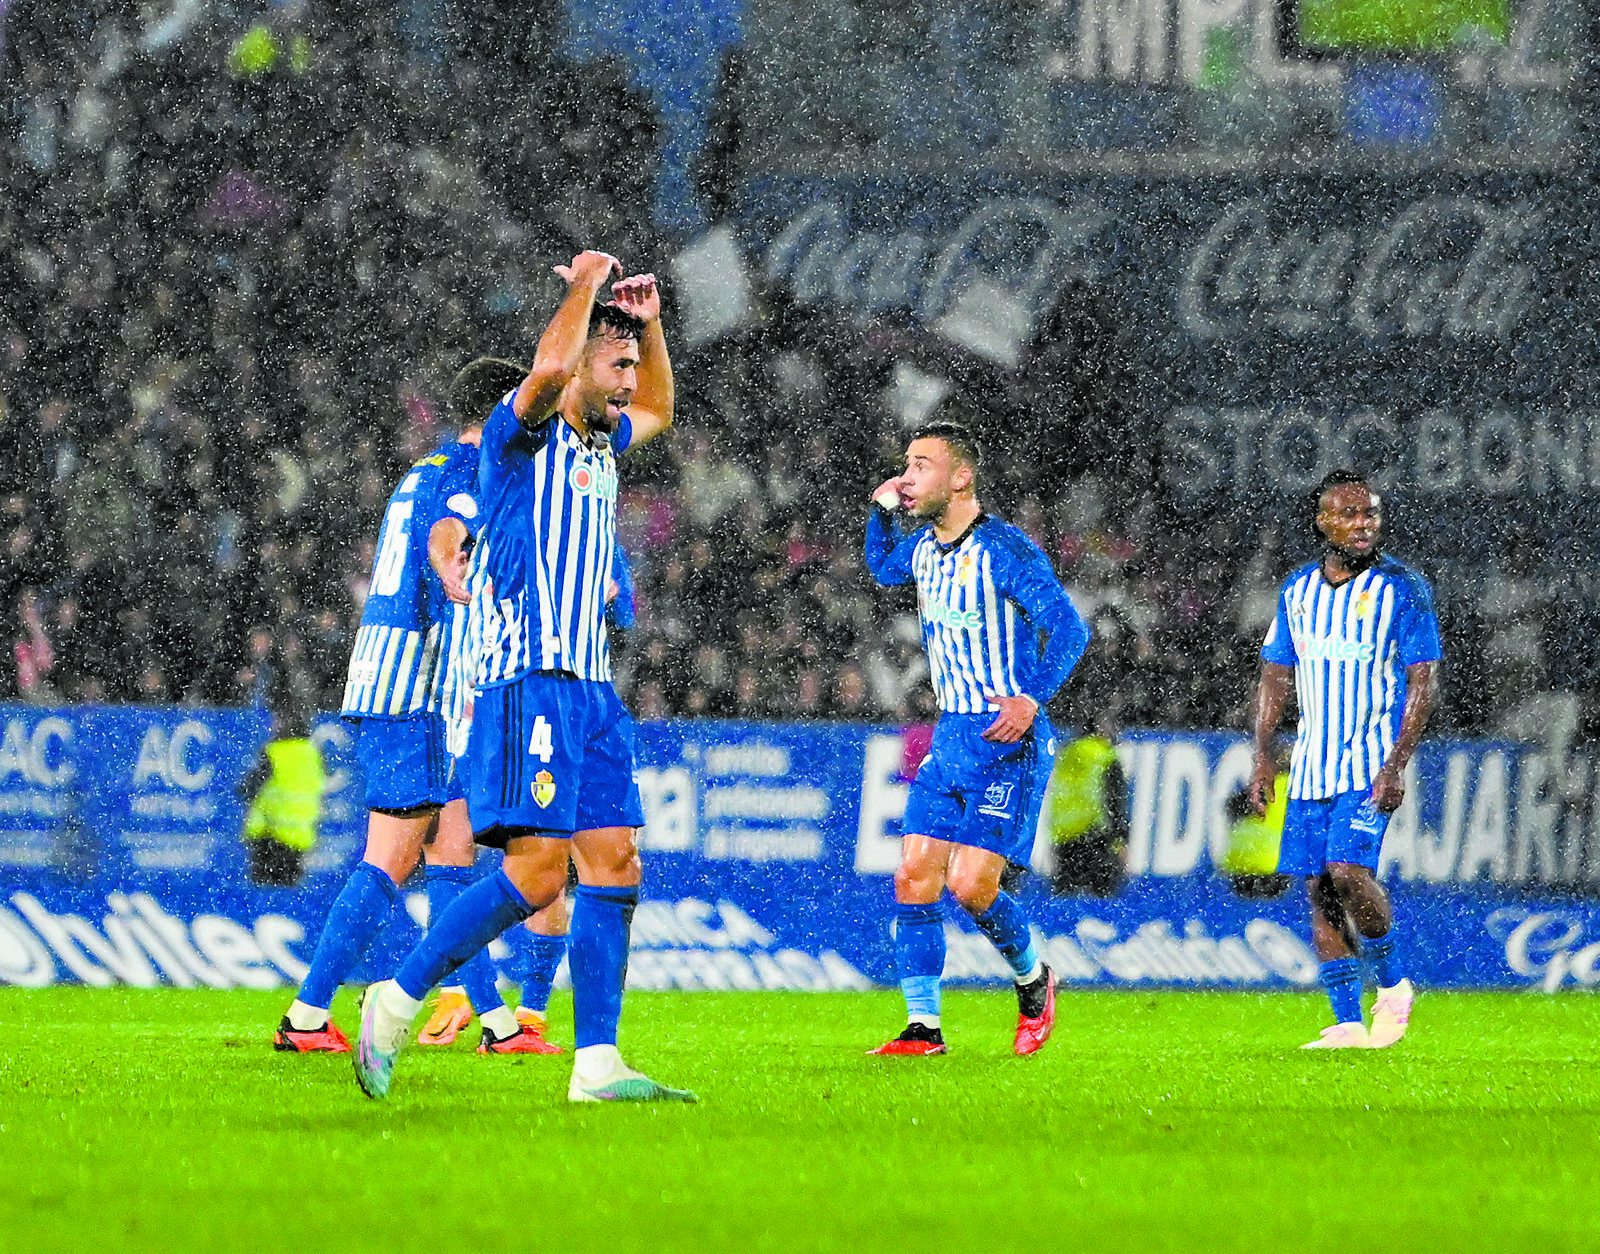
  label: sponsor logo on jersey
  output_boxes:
[1297,637,1376,662]
[922,599,983,631]
[568,458,619,498]
[532,770,556,809]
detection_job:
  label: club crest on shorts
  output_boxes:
[978,781,1014,818]
[532,770,557,809]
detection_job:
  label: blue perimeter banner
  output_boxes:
[1,706,1597,994]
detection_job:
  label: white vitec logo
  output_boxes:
[1487,908,1600,992]
[0,892,308,989]
[1180,197,1542,342]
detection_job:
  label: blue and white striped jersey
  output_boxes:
[865,508,1089,714]
[341,438,479,719]
[465,393,633,689]
[1261,555,1443,801]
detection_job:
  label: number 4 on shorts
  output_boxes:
[528,716,554,763]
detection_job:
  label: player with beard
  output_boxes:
[354,250,693,1102]
[1249,469,1441,1049]
[864,422,1089,1056]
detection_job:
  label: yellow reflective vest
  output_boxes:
[1221,773,1289,875]
[244,738,325,852]
[1045,735,1118,845]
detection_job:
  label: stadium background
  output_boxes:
[3,0,1599,989]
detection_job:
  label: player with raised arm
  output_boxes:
[275,366,550,1056]
[354,250,694,1102]
[864,422,1090,1056]
[1250,469,1440,1050]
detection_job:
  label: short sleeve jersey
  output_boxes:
[1261,554,1443,800]
[341,438,479,718]
[465,392,633,689]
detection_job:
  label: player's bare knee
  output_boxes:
[1327,861,1374,899]
[946,869,999,915]
[893,863,942,904]
[572,838,641,886]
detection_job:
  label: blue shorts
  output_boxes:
[467,671,645,846]
[348,713,462,812]
[902,711,1057,866]
[1279,791,1390,875]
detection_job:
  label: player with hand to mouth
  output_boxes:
[864,422,1090,1057]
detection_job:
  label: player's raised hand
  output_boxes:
[555,250,622,290]
[611,273,661,323]
[982,694,1038,744]
[872,475,905,510]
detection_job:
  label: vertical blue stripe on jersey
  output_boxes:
[372,627,403,716]
[387,631,418,715]
[1375,582,1399,777]
[532,433,559,672]
[356,626,387,713]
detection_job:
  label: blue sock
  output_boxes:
[895,902,945,1020]
[973,892,1039,980]
[298,862,398,1009]
[1363,930,1406,988]
[426,865,502,1014]
[394,870,532,1002]
[518,932,567,1014]
[1321,957,1363,1024]
[569,885,637,1050]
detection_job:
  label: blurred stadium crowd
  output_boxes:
[0,1,1591,743]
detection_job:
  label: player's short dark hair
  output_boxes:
[1313,467,1371,511]
[448,357,527,429]
[588,302,646,344]
[910,420,984,476]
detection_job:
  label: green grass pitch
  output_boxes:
[2,988,1597,1254]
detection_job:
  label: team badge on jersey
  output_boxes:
[978,781,1015,817]
[532,770,557,809]
[1354,589,1374,618]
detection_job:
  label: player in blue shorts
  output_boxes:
[274,364,551,1057]
[864,422,1090,1056]
[477,542,636,1043]
[354,250,694,1103]
[1249,469,1441,1050]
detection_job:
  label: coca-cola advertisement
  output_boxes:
[739,171,1596,539]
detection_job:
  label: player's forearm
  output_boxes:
[1385,661,1438,774]
[427,518,469,579]
[1252,664,1292,756]
[632,317,674,429]
[516,278,608,421]
[1028,595,1091,704]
